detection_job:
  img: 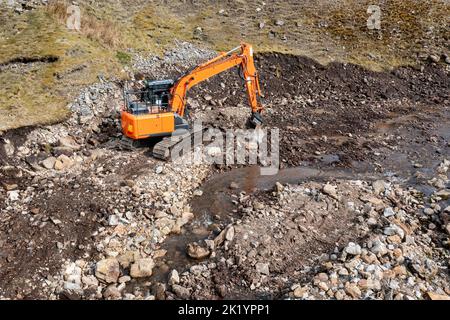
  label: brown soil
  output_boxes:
[0,180,101,299]
[0,51,449,300]
[189,53,449,168]
[0,149,152,299]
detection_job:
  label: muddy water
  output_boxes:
[150,109,450,286]
[150,165,379,283]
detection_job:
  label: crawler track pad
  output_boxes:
[152,128,206,161]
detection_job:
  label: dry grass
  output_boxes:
[47,0,122,48]
[0,4,123,131]
[1,0,448,131]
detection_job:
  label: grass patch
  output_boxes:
[1,0,448,131]
[309,0,450,68]
[116,51,132,65]
[0,2,124,131]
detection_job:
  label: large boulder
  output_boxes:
[130,258,154,278]
[187,242,210,259]
[95,258,120,283]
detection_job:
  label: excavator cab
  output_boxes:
[126,79,173,115]
[141,79,173,110]
[122,79,189,140]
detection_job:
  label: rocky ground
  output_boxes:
[0,40,449,299]
[174,167,450,300]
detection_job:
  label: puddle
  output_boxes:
[149,164,380,285]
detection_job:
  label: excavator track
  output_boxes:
[117,136,138,150]
[152,127,207,161]
[101,135,140,151]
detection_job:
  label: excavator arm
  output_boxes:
[170,43,264,125]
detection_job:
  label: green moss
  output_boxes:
[116,51,132,65]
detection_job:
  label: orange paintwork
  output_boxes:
[121,111,174,139]
[121,43,263,140]
[170,43,263,117]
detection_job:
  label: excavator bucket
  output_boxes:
[249,112,263,127]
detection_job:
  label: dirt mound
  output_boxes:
[188,52,449,167]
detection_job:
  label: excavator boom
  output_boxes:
[170,43,263,119]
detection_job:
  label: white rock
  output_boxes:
[108,215,119,226]
[59,136,80,151]
[225,226,235,241]
[7,190,19,201]
[64,263,82,283]
[118,276,131,283]
[42,157,57,169]
[275,182,284,193]
[3,140,14,156]
[370,239,388,256]
[168,269,180,285]
[193,189,203,196]
[64,281,82,291]
[323,183,339,200]
[54,154,74,170]
[384,224,404,239]
[255,262,270,275]
[372,180,385,194]
[345,242,362,255]
[204,239,215,250]
[51,217,62,225]
[383,207,395,217]
[437,159,449,174]
[180,212,194,224]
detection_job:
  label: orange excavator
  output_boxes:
[120,43,264,159]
